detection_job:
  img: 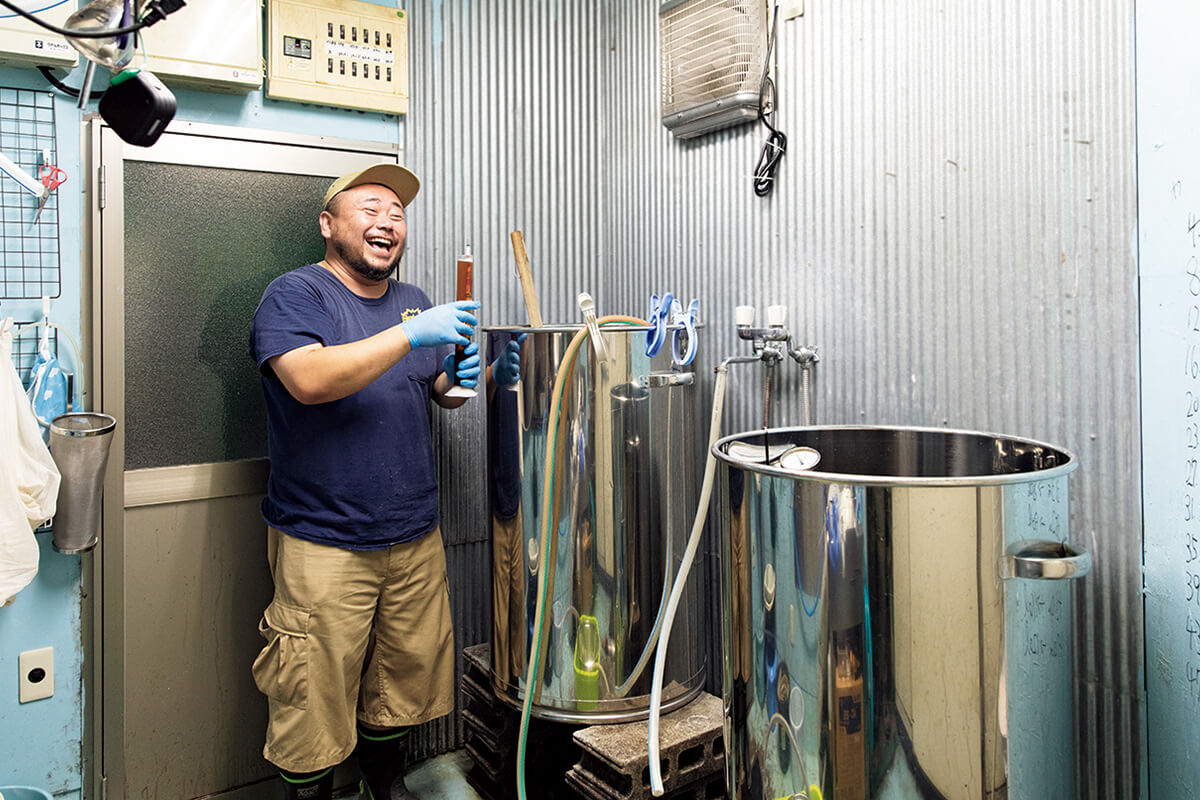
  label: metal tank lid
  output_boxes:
[713,424,1077,487]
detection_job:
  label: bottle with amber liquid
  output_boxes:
[445,244,476,398]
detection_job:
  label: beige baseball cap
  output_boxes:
[322,162,420,210]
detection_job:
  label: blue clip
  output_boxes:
[645,292,673,358]
[671,298,699,366]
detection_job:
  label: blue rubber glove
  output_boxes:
[492,334,526,388]
[401,301,479,349]
[442,341,481,388]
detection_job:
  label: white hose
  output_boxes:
[647,365,730,796]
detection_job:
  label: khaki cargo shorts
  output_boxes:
[252,526,455,772]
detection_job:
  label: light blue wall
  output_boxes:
[0,2,401,794]
[1137,2,1200,797]
[0,534,83,798]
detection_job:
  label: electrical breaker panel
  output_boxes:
[0,0,77,70]
[267,0,407,115]
[140,0,263,93]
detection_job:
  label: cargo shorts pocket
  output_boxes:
[251,601,310,710]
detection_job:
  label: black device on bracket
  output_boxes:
[99,68,176,147]
[0,0,187,146]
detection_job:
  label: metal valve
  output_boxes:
[727,303,822,428]
[736,303,790,347]
[790,344,820,367]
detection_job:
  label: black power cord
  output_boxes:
[38,66,105,100]
[753,4,786,198]
[0,0,184,39]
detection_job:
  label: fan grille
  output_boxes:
[660,0,768,119]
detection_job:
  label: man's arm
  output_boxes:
[270,300,478,405]
[269,323,414,405]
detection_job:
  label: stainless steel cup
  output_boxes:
[49,412,116,554]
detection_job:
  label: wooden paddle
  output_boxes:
[509,230,544,327]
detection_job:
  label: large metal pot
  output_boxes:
[714,426,1090,799]
[485,323,706,722]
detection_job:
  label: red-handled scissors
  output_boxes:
[32,164,67,225]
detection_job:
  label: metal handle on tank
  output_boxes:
[1001,539,1092,580]
[637,371,694,389]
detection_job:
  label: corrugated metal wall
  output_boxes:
[404,2,1142,796]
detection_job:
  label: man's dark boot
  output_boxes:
[280,768,334,800]
[357,724,412,800]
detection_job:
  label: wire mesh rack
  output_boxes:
[0,87,60,301]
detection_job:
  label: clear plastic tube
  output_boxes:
[445,245,477,399]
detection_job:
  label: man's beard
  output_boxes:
[333,238,402,281]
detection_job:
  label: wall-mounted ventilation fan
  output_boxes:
[659,0,769,140]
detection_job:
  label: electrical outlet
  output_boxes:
[779,0,805,20]
[18,647,53,703]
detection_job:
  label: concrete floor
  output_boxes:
[334,750,483,799]
[404,750,483,799]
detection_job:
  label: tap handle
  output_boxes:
[767,304,787,328]
[735,305,756,328]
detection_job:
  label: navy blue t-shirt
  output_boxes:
[249,263,446,550]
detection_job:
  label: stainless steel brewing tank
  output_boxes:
[485,323,707,722]
[714,426,1090,800]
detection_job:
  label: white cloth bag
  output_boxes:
[0,319,61,607]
